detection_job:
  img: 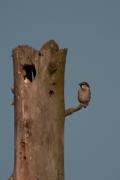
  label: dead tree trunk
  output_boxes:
[11,40,67,180]
[9,39,90,180]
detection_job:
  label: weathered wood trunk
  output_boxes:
[11,40,67,180]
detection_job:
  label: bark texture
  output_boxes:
[11,40,67,180]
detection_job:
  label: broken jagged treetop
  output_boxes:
[12,40,67,83]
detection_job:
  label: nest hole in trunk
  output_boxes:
[23,64,36,82]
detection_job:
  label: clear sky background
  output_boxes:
[0,0,120,179]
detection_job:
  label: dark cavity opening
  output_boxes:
[49,90,54,96]
[23,156,26,160]
[38,51,43,56]
[52,82,56,86]
[23,64,36,82]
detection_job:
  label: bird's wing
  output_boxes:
[77,89,80,101]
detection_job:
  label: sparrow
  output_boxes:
[78,81,91,107]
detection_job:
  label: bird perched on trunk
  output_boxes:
[78,81,91,108]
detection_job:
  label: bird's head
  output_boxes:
[78,81,90,90]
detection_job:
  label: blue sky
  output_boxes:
[0,0,120,179]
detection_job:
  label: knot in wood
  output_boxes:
[48,62,57,74]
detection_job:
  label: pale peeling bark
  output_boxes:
[10,40,67,180]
